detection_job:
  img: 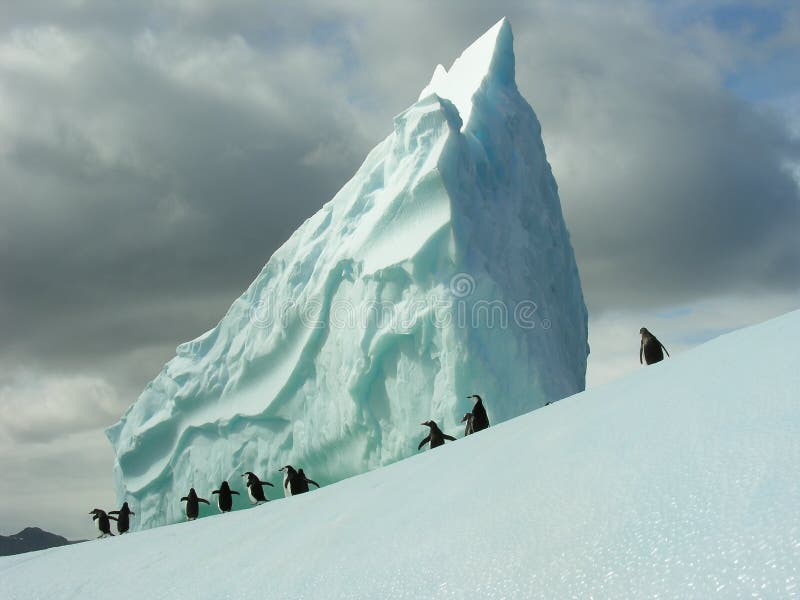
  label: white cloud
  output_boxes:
[0,373,120,442]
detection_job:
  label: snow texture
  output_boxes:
[105,18,589,530]
[3,310,799,599]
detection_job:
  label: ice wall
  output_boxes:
[106,18,589,529]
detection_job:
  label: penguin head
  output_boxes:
[221,481,230,490]
[421,420,433,428]
[279,465,296,475]
[461,412,472,423]
[89,508,104,516]
[467,394,482,403]
[640,327,649,336]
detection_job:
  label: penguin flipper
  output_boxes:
[108,511,120,515]
[260,480,274,487]
[199,498,210,505]
[418,435,431,450]
[232,490,240,495]
[306,479,320,488]
[212,490,220,495]
[109,516,118,521]
[662,343,670,357]
[443,434,456,442]
[130,511,136,515]
[180,496,188,502]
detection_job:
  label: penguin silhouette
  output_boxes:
[89,509,115,538]
[639,327,670,365]
[211,480,240,513]
[241,471,274,504]
[180,487,210,521]
[466,395,489,432]
[418,420,456,450]
[108,502,135,534]
[295,469,320,494]
[461,412,474,436]
[280,465,320,497]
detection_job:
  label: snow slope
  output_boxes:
[106,18,588,530]
[4,310,799,599]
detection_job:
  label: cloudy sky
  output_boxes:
[1,0,798,540]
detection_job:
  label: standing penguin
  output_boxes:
[211,480,240,513]
[418,420,456,450]
[296,469,320,494]
[279,465,299,497]
[89,509,116,538]
[180,487,210,521]
[108,502,135,534]
[241,472,274,504]
[639,327,670,365]
[466,395,489,432]
[461,412,474,436]
[280,465,318,497]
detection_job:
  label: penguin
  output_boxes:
[279,465,298,497]
[640,327,670,365]
[241,471,274,504]
[89,509,115,538]
[180,487,210,521]
[295,469,320,494]
[211,480,240,513]
[418,420,456,450]
[466,395,489,432]
[279,465,314,497]
[461,412,474,436]
[108,502,135,534]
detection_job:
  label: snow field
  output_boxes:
[3,310,799,599]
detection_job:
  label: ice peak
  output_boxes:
[418,18,515,130]
[107,18,587,531]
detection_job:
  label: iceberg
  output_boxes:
[106,18,589,530]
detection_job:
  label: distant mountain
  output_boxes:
[0,527,83,556]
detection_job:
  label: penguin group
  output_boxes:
[280,465,320,496]
[89,503,135,538]
[88,323,673,536]
[90,394,494,535]
[89,465,323,535]
[418,393,491,450]
[176,467,322,521]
